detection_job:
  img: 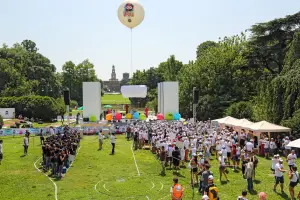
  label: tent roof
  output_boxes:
[247,120,291,132]
[232,118,253,127]
[212,116,238,124]
[287,139,300,148]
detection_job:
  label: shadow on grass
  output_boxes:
[173,171,186,178]
[220,180,228,185]
[249,190,257,195]
[253,179,261,184]
[20,155,26,157]
[274,191,289,199]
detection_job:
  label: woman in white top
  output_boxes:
[218,151,229,181]
[289,166,299,200]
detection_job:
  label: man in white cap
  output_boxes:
[204,175,219,200]
[201,194,209,200]
[274,158,287,192]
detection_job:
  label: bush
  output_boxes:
[0,95,66,121]
[225,101,253,120]
[281,109,300,134]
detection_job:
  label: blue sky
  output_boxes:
[0,0,299,80]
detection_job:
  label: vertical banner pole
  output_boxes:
[66,105,70,126]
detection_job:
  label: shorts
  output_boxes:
[227,152,231,158]
[275,176,284,184]
[232,155,237,161]
[264,148,269,153]
[290,181,298,188]
[191,168,198,173]
[219,165,225,170]
[0,153,2,160]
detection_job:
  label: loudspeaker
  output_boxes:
[193,88,199,104]
[83,117,89,122]
[63,90,70,105]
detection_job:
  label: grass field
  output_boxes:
[102,94,130,105]
[0,135,295,200]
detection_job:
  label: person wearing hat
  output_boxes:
[170,177,184,200]
[274,158,287,192]
[237,190,248,200]
[258,192,267,200]
[204,175,219,200]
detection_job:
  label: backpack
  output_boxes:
[208,185,219,200]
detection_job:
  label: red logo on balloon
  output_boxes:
[124,3,134,17]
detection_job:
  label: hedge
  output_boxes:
[0,95,65,121]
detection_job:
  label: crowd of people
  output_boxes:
[126,120,299,200]
[39,126,81,178]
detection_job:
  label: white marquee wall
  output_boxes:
[83,82,102,121]
[157,82,179,116]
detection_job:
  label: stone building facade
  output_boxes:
[103,66,129,92]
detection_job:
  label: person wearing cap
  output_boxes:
[237,190,248,200]
[245,139,254,153]
[258,192,267,200]
[170,177,184,200]
[204,175,219,200]
[273,157,287,192]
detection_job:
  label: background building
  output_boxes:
[103,66,130,93]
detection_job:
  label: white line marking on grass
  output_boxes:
[67,146,81,172]
[94,180,103,193]
[103,184,110,192]
[150,181,155,190]
[131,146,140,176]
[146,196,150,200]
[34,157,58,200]
[159,182,164,191]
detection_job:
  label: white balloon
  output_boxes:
[117,0,145,29]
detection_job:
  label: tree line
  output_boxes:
[0,40,102,119]
[129,12,300,133]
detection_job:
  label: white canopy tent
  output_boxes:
[287,139,300,148]
[247,120,291,133]
[211,116,239,128]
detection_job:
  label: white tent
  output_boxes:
[211,116,238,127]
[247,120,291,133]
[287,139,300,148]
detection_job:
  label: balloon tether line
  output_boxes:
[130,28,133,78]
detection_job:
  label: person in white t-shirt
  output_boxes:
[245,140,254,153]
[287,150,297,170]
[264,138,270,158]
[269,138,277,156]
[274,158,287,192]
[23,135,29,156]
[284,136,291,156]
